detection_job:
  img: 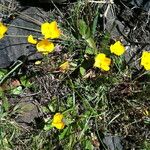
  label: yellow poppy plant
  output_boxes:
[110,41,125,56]
[0,22,8,39]
[141,51,150,70]
[52,113,65,130]
[41,21,61,39]
[36,39,55,55]
[27,35,37,44]
[94,53,111,71]
[59,61,70,72]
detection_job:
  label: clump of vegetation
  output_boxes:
[0,0,150,149]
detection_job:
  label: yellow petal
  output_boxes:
[27,35,37,44]
[51,113,65,129]
[143,64,150,70]
[52,122,65,129]
[48,21,61,39]
[41,22,50,38]
[141,51,149,65]
[110,41,125,56]
[94,53,105,68]
[104,57,111,66]
[35,60,42,65]
[36,39,55,55]
[94,53,111,71]
[41,21,61,39]
[0,22,8,39]
[59,61,70,72]
[143,109,149,116]
[52,113,64,124]
[141,51,150,70]
[101,64,110,71]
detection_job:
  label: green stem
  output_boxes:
[86,38,98,54]
[0,60,23,85]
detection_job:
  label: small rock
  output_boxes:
[0,7,45,68]
[103,135,123,150]
[15,102,39,124]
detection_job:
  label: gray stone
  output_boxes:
[103,135,123,150]
[120,0,150,11]
[15,102,39,124]
[105,7,126,39]
[130,0,150,11]
[0,7,45,68]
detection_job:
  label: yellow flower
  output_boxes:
[27,35,37,44]
[36,39,55,55]
[143,109,149,116]
[141,51,150,70]
[110,41,125,56]
[94,53,111,71]
[52,113,65,130]
[59,61,70,72]
[0,22,8,39]
[41,21,61,39]
[35,60,42,65]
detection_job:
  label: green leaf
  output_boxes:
[2,137,12,150]
[78,19,91,39]
[92,7,99,37]
[100,32,111,54]
[0,69,7,80]
[44,124,53,131]
[2,96,10,111]
[11,86,23,95]
[48,104,55,112]
[20,76,32,88]
[78,19,87,37]
[85,139,94,150]
[41,106,50,113]
[59,126,70,140]
[113,55,126,72]
[0,87,10,111]
[0,87,4,98]
[80,67,86,76]
[85,47,95,55]
[86,37,97,52]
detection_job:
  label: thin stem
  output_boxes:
[0,60,23,85]
[5,35,28,38]
[133,70,150,82]
[88,0,114,4]
[7,24,41,32]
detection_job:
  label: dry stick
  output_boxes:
[14,11,42,26]
[5,35,28,38]
[88,0,114,4]
[132,70,150,82]
[7,23,41,32]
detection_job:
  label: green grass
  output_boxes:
[0,0,150,149]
